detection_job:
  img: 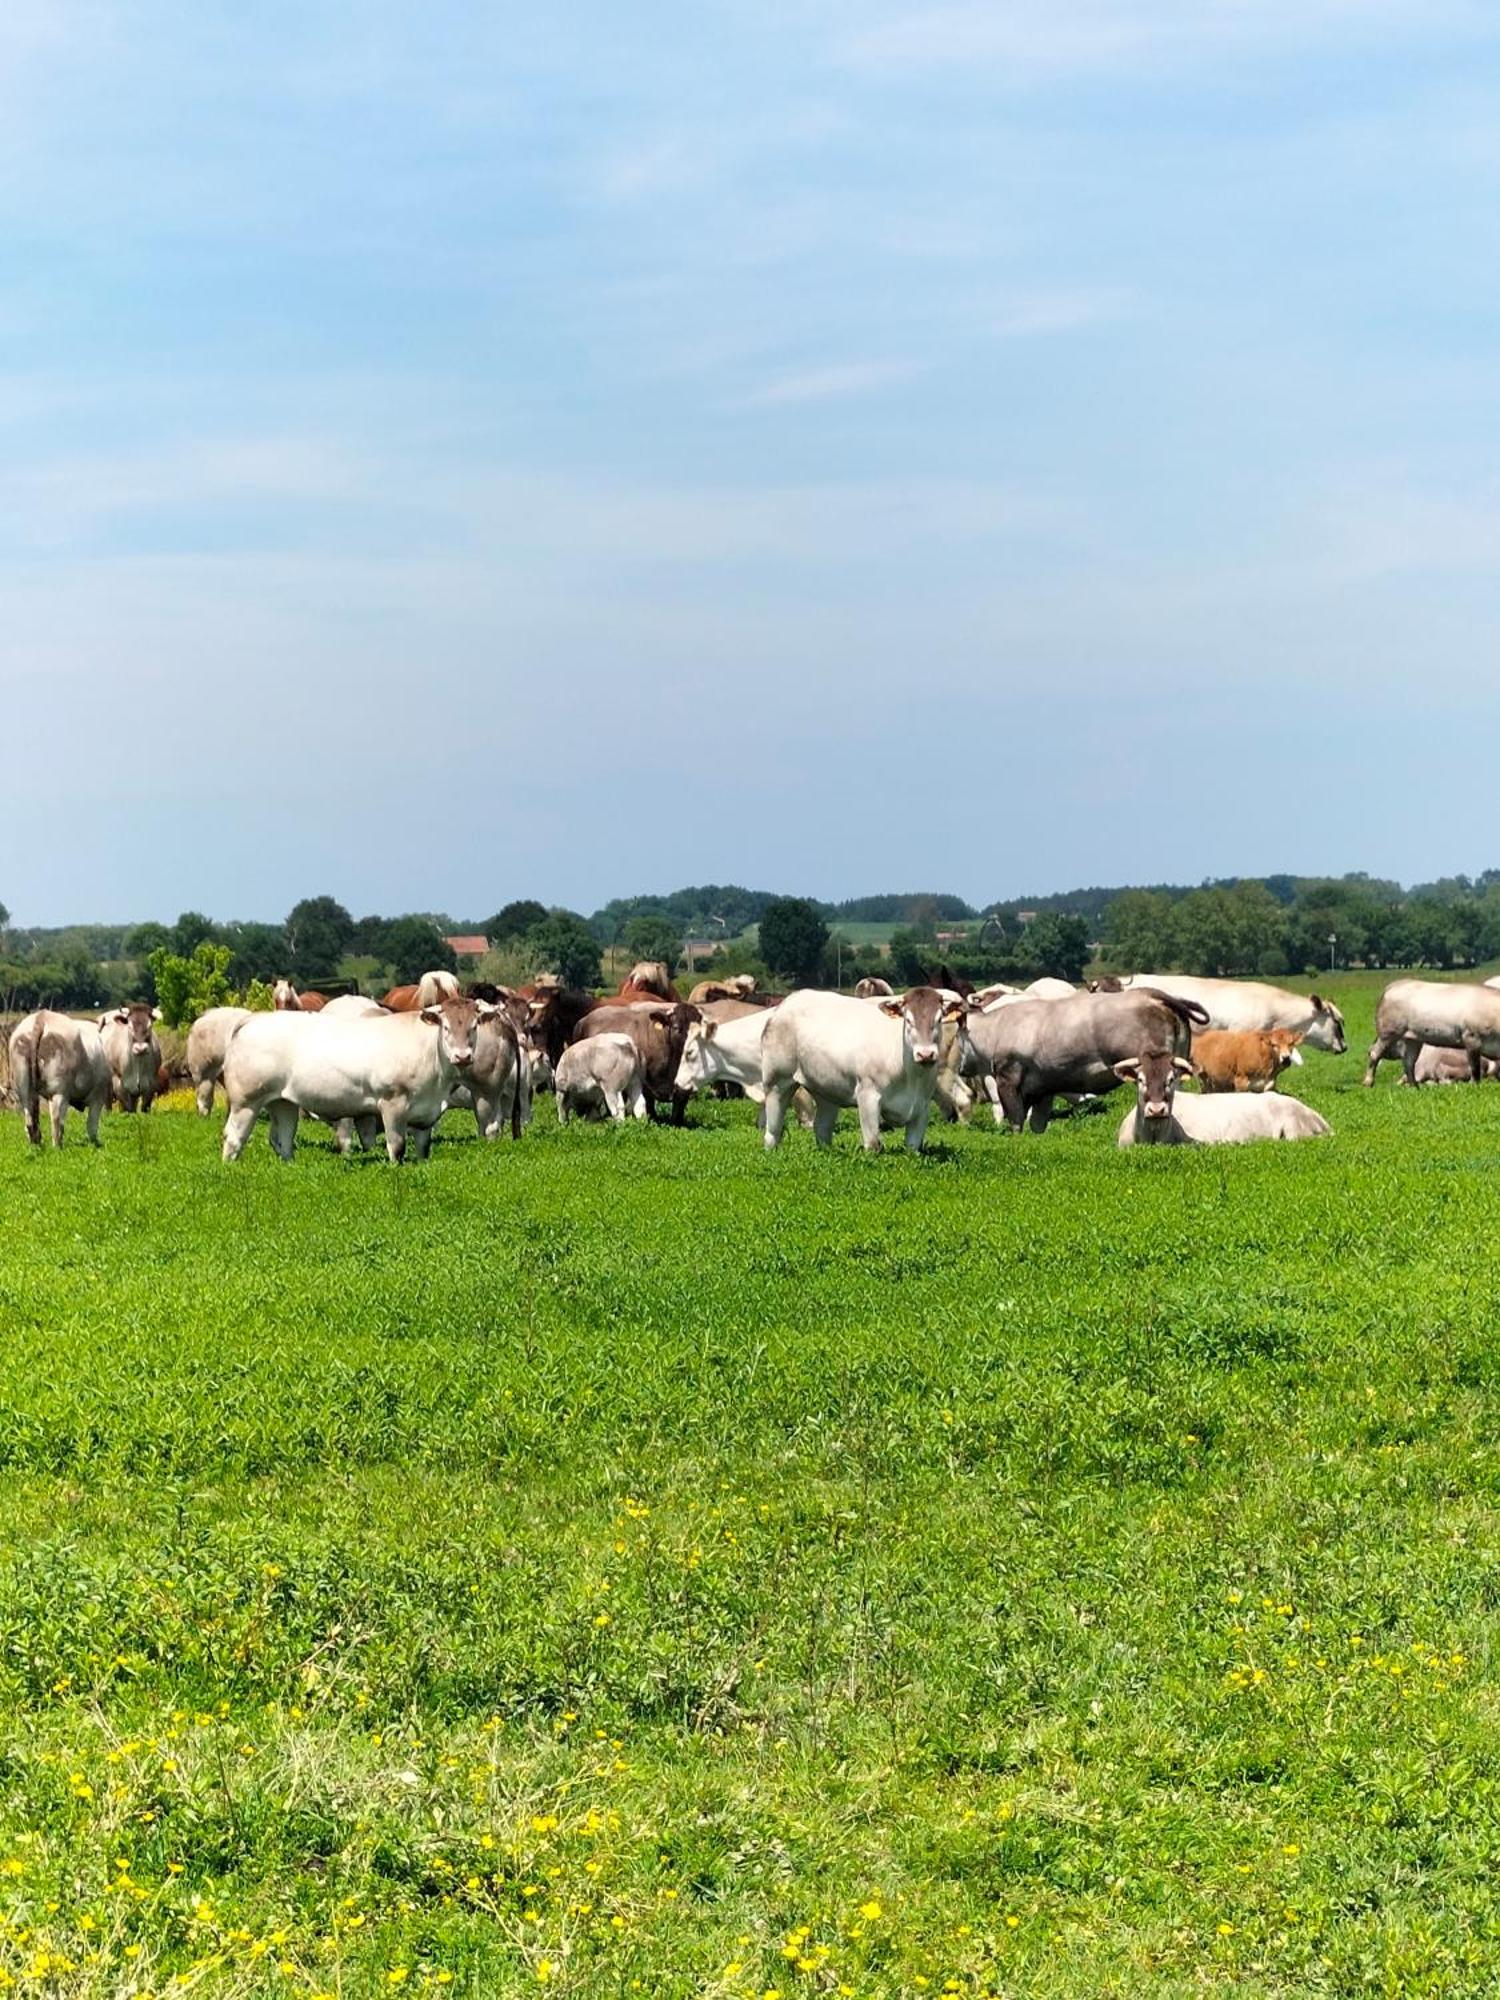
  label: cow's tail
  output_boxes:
[510,1024,523,1141]
[1144,990,1211,1033]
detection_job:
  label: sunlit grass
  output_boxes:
[3,978,1500,1992]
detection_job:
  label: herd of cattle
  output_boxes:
[11,962,1500,1159]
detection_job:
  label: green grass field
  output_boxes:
[5,978,1500,1995]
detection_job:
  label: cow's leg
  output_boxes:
[1363,1034,1396,1086]
[353,1114,379,1150]
[409,1125,434,1160]
[381,1101,408,1163]
[1027,1094,1053,1135]
[670,1087,689,1126]
[812,1097,841,1148]
[630,1085,648,1120]
[556,1090,570,1125]
[604,1088,627,1122]
[221,1104,258,1162]
[195,1077,215,1116]
[48,1095,66,1147]
[994,1064,1026,1131]
[905,1098,934,1153]
[22,1092,40,1146]
[86,1092,106,1146]
[267,1100,299,1160]
[333,1118,356,1155]
[1398,1038,1421,1086]
[762,1077,793,1149]
[1463,1033,1485,1082]
[854,1083,884,1153]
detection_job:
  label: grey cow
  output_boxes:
[965,987,1209,1132]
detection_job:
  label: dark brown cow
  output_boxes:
[572,1001,700,1123]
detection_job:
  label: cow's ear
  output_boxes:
[420,1004,443,1024]
[878,997,904,1017]
[1113,1058,1142,1081]
[1310,993,1324,1010]
[698,1019,717,1041]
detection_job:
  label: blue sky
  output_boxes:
[7,0,1500,923]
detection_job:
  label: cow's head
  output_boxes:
[1114,1050,1195,1134]
[880,986,968,1068]
[1268,1029,1304,1071]
[1305,995,1345,1054]
[109,1002,156,1054]
[421,995,493,1071]
[675,1018,721,1092]
[273,978,299,1010]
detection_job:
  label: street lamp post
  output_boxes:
[1328,931,1337,973]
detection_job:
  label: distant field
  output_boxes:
[5,978,1500,1993]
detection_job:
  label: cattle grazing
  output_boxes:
[854,976,894,999]
[572,1001,700,1122]
[760,987,973,1152]
[556,1034,649,1123]
[1190,1028,1303,1094]
[1116,1053,1331,1145]
[186,1005,253,1114]
[1365,978,1500,1085]
[1118,975,1346,1053]
[1414,1043,1500,1084]
[676,1010,775,1100]
[9,1010,112,1146]
[687,973,757,1004]
[99,1003,163,1111]
[446,1009,528,1139]
[967,988,1209,1132]
[222,995,493,1162]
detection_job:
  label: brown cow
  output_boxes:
[572,1001,700,1122]
[1191,1028,1304,1094]
[272,979,326,1013]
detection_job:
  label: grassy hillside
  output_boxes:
[1,978,1499,1993]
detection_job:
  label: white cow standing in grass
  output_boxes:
[8,1010,112,1146]
[1365,979,1500,1086]
[760,987,971,1153]
[186,1005,252,1115]
[221,996,492,1162]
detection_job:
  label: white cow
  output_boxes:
[320,994,387,1020]
[1365,978,1500,1085]
[1413,1043,1500,1084]
[9,1010,112,1146]
[1121,974,1347,1053]
[446,1012,530,1138]
[761,987,972,1153]
[98,1003,162,1111]
[1023,977,1075,999]
[221,995,492,1162]
[675,1011,774,1101]
[186,1005,253,1114]
[555,1034,648,1123]
[1115,1051,1331,1146]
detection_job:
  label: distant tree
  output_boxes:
[526,910,602,990]
[1015,911,1090,983]
[1103,890,1179,971]
[488,898,549,942]
[349,914,393,960]
[124,921,171,961]
[622,915,681,971]
[382,917,458,985]
[285,896,354,981]
[760,898,829,986]
[148,942,235,1027]
[170,911,218,957]
[224,921,288,986]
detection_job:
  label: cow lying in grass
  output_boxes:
[1116,1051,1331,1146]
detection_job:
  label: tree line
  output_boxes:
[8,870,1500,1015]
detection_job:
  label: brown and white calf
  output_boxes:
[1190,1028,1303,1093]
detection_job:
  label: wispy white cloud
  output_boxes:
[743,358,926,406]
[837,0,1487,77]
[992,288,1134,337]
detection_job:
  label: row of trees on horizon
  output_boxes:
[6,871,1500,1014]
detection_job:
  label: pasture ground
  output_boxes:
[2,979,1500,1995]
